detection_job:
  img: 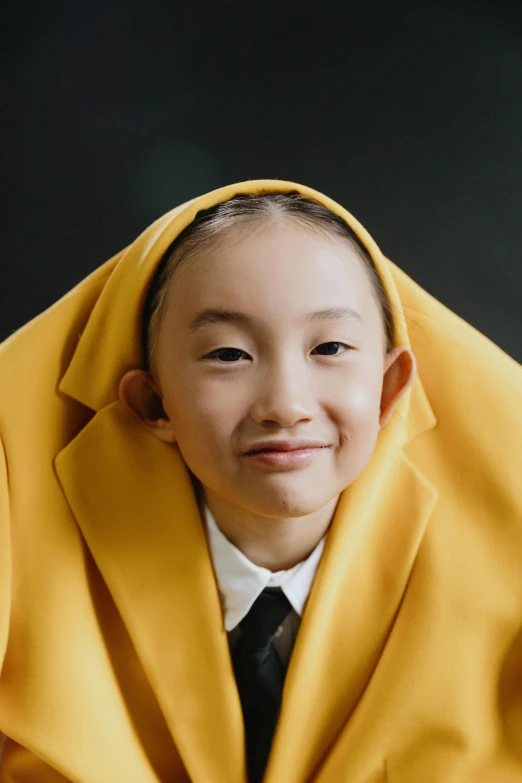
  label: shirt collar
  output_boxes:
[203,502,327,631]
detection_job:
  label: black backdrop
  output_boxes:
[2,0,521,361]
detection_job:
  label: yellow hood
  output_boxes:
[58,179,411,411]
[1,180,521,783]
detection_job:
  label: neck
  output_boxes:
[199,485,340,571]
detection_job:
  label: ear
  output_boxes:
[379,346,417,429]
[118,369,177,443]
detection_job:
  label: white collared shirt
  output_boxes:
[203,503,327,668]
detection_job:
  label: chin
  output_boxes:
[240,481,336,519]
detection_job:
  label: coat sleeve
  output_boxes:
[0,434,10,677]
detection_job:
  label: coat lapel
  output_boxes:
[55,367,437,783]
[54,402,245,783]
[264,374,438,783]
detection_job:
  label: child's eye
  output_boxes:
[312,342,351,356]
[205,342,351,363]
[206,347,250,363]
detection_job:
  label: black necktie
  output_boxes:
[230,588,293,783]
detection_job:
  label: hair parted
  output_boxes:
[141,192,395,373]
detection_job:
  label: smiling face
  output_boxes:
[130,218,412,521]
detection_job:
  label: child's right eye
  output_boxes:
[205,348,250,363]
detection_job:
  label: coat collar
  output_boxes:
[55,404,246,782]
[54,372,436,783]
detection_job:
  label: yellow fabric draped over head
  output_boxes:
[1,180,522,783]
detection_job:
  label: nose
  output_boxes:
[248,358,319,427]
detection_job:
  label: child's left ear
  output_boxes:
[379,347,417,429]
[118,369,177,443]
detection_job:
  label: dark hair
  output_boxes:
[141,192,394,373]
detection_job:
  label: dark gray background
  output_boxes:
[2,0,521,361]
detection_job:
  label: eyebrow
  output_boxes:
[188,306,364,333]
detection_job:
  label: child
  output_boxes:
[0,179,521,783]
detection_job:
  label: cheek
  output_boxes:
[166,383,238,452]
[334,380,383,481]
[336,377,383,433]
[335,394,382,485]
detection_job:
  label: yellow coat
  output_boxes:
[1,180,522,783]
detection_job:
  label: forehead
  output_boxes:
[164,220,380,330]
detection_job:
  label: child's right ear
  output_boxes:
[118,369,177,443]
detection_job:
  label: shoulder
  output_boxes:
[390,259,522,536]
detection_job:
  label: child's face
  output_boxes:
[150,220,397,518]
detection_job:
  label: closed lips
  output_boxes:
[244,442,329,455]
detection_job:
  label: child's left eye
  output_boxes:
[205,342,351,363]
[313,342,351,356]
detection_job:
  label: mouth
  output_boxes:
[242,445,330,469]
[245,445,329,456]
